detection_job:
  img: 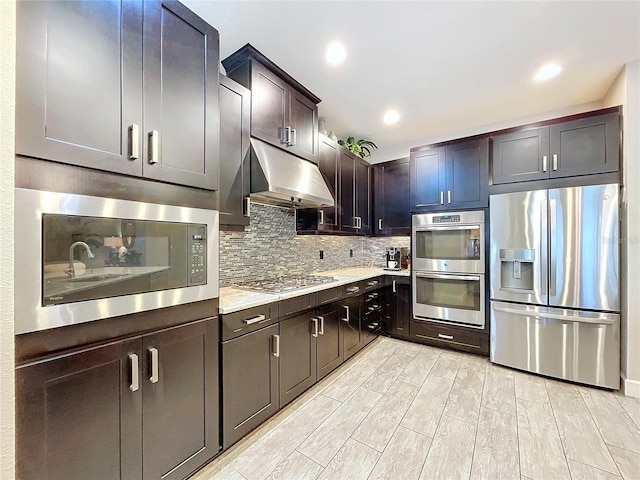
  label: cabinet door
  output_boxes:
[317,135,340,230]
[492,127,550,184]
[142,318,219,480]
[410,146,446,211]
[280,313,318,407]
[342,297,363,361]
[549,113,620,178]
[374,159,410,234]
[250,62,288,148]
[219,76,251,226]
[288,89,319,163]
[339,151,357,231]
[15,0,143,177]
[222,323,279,449]
[356,158,371,234]
[396,282,412,336]
[317,302,344,380]
[16,338,143,480]
[143,1,219,190]
[445,138,489,209]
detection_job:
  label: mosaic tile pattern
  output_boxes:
[219,202,410,286]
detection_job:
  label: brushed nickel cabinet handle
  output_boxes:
[542,155,548,172]
[244,197,251,217]
[244,314,265,325]
[378,218,383,230]
[148,130,159,164]
[438,334,454,340]
[318,315,325,335]
[392,280,396,293]
[553,154,558,171]
[342,305,350,322]
[319,210,324,225]
[291,128,296,146]
[285,126,292,146]
[447,190,452,204]
[440,191,444,205]
[149,347,159,383]
[312,318,319,337]
[272,335,280,357]
[129,353,139,392]
[128,124,139,160]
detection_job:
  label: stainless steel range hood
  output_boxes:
[250,138,334,208]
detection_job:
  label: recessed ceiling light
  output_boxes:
[383,110,400,125]
[325,42,346,65]
[535,63,562,81]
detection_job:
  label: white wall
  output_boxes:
[604,60,640,397]
[0,0,16,477]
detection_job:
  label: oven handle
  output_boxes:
[415,272,480,281]
[415,224,481,231]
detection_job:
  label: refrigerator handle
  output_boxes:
[540,197,549,298]
[549,198,557,297]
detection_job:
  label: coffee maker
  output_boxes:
[385,247,401,270]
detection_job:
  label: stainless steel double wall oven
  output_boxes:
[412,210,485,328]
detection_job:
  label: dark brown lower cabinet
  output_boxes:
[142,320,219,480]
[16,318,219,480]
[383,278,411,338]
[316,302,343,380]
[341,296,363,361]
[279,313,317,407]
[222,323,279,449]
[410,319,489,356]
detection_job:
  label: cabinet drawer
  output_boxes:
[363,277,383,291]
[342,282,363,298]
[222,303,277,341]
[411,320,483,349]
[279,293,316,319]
[316,286,342,305]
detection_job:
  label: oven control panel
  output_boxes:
[432,214,461,223]
[188,224,207,285]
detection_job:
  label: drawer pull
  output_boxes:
[346,286,360,293]
[368,280,379,286]
[244,314,266,325]
[438,334,454,340]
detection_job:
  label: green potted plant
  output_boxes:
[338,136,378,159]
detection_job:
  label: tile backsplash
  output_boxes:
[219,202,410,286]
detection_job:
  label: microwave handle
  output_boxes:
[415,224,481,232]
[415,272,480,281]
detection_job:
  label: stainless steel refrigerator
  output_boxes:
[490,183,620,389]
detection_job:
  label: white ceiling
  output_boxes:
[184,0,640,161]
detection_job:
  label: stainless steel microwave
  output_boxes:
[15,188,219,334]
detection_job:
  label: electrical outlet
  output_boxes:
[350,249,353,258]
[319,250,324,260]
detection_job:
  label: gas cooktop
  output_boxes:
[234,274,337,294]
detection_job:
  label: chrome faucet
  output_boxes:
[65,241,95,278]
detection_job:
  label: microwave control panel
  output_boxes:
[432,214,460,223]
[188,224,207,285]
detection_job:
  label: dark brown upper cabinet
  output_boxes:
[410,137,489,212]
[222,44,321,164]
[296,134,340,233]
[492,111,620,184]
[374,158,411,235]
[219,75,251,226]
[16,0,219,191]
[340,150,371,234]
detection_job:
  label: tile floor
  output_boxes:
[192,337,640,480]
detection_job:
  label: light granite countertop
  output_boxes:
[219,266,410,314]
